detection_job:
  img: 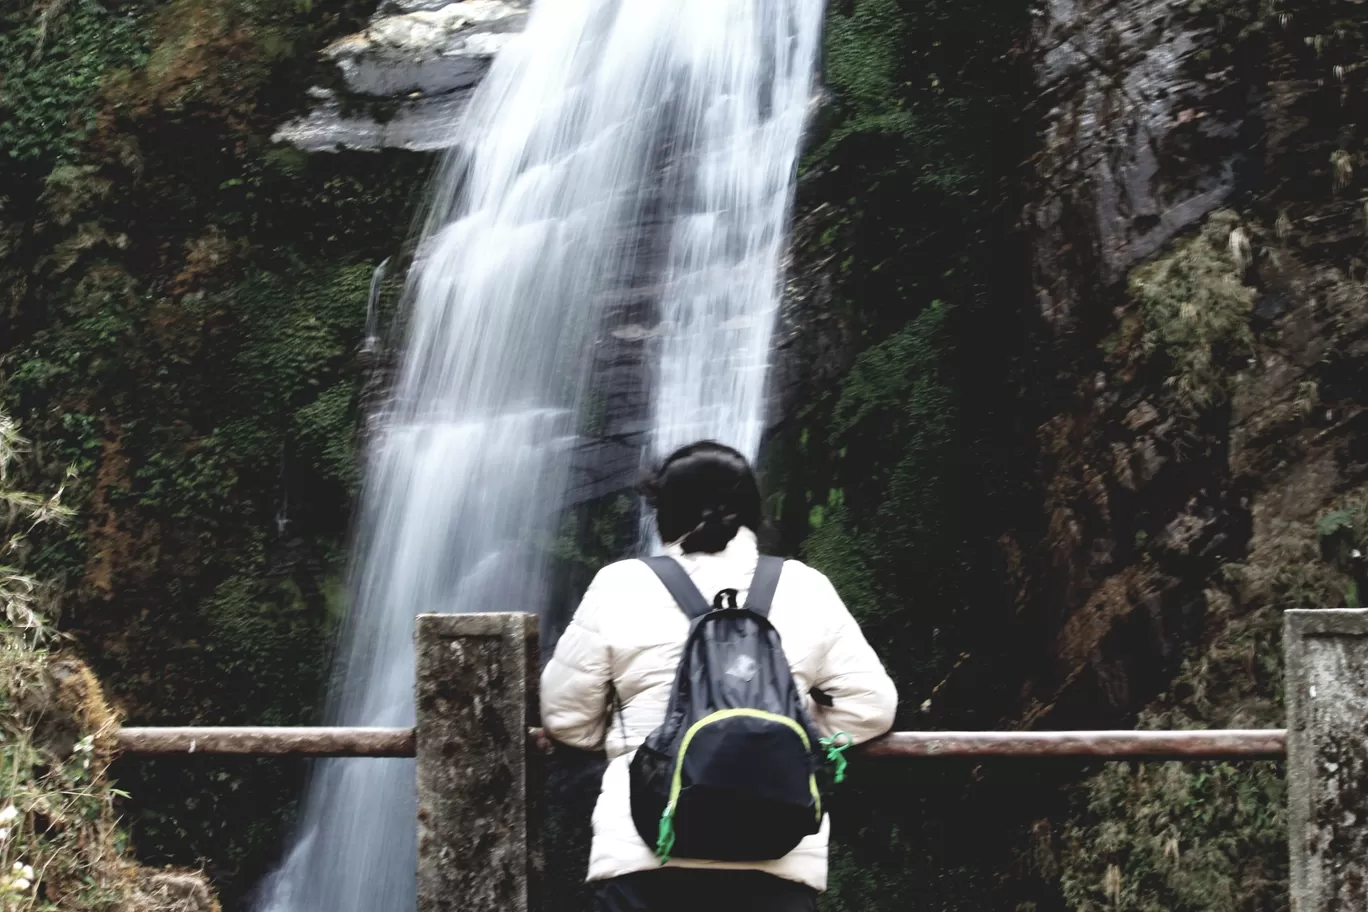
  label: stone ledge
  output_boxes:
[275,0,528,152]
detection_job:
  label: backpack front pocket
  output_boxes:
[659,709,821,862]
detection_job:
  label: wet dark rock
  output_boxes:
[1029,0,1245,333]
[767,195,858,434]
[1254,287,1293,323]
[1007,0,1368,743]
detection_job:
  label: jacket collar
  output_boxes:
[663,525,759,564]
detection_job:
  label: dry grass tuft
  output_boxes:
[1,415,218,912]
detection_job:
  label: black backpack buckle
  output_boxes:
[711,588,740,611]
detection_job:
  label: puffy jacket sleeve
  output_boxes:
[806,569,898,745]
[540,567,615,751]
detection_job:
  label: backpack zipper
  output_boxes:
[655,708,822,863]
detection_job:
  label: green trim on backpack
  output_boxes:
[656,801,677,864]
[654,708,824,863]
[820,731,853,784]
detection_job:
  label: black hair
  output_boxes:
[640,440,763,554]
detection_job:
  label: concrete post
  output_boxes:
[1284,608,1368,912]
[415,613,542,912]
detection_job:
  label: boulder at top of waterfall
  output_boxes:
[327,0,527,97]
[275,89,475,152]
[275,0,528,152]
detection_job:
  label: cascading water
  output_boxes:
[257,3,823,912]
[644,7,823,464]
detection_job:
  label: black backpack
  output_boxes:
[627,555,845,864]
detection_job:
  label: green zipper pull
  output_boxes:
[820,731,853,784]
[656,802,677,864]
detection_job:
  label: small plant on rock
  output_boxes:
[1131,211,1256,414]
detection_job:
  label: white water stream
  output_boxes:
[257,3,823,911]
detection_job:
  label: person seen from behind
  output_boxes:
[541,440,898,912]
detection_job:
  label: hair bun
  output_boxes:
[644,441,763,554]
[680,505,739,552]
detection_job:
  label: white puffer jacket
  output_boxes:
[541,527,898,892]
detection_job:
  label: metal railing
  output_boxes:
[116,726,415,756]
[111,609,1365,912]
[116,725,1286,759]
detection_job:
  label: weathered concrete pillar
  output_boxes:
[415,613,542,912]
[1285,608,1368,912]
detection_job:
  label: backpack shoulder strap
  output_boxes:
[743,556,784,618]
[642,556,712,620]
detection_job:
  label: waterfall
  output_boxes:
[256,2,823,911]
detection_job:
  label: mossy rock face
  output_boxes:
[0,3,151,166]
[1014,0,1368,906]
[773,0,1038,908]
[0,0,430,906]
[1129,212,1255,413]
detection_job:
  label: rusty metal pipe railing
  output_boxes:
[859,728,1285,759]
[115,726,1286,760]
[116,726,416,757]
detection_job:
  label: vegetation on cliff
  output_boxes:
[773,0,1036,908]
[794,0,1368,908]
[1042,0,1368,902]
[2,0,1366,909]
[1,0,425,904]
[783,0,1031,693]
[2,415,218,912]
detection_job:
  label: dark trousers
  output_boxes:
[592,869,818,912]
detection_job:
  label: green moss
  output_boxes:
[1,181,383,912]
[785,0,1031,865]
[1314,506,1368,605]
[230,265,369,406]
[798,301,972,907]
[804,300,958,641]
[796,0,1030,335]
[1131,211,1255,413]
[0,2,150,165]
[813,0,1020,196]
[1057,599,1288,912]
[200,573,335,725]
[221,263,370,478]
[1058,582,1290,910]
[803,506,879,623]
[6,266,141,400]
[818,0,918,160]
[1,413,219,911]
[294,381,361,491]
[551,495,636,575]
[0,0,421,901]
